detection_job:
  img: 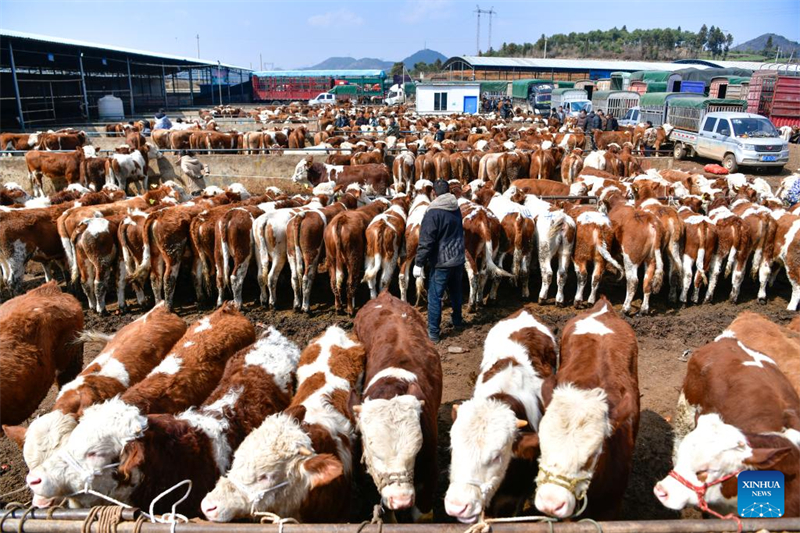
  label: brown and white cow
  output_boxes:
[286,189,362,312]
[560,148,584,185]
[705,201,752,304]
[119,304,255,415]
[771,211,800,310]
[677,202,718,305]
[445,309,556,523]
[730,197,777,304]
[634,188,685,303]
[324,197,390,315]
[292,157,392,197]
[201,325,365,522]
[3,303,185,470]
[599,188,664,314]
[393,151,416,193]
[0,283,83,426]
[363,194,411,299]
[398,180,434,304]
[654,322,800,517]
[534,298,640,519]
[71,214,123,314]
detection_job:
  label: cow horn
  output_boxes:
[516,419,528,429]
[298,446,313,456]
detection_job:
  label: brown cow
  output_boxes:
[535,298,639,520]
[677,202,718,305]
[0,282,83,426]
[36,131,88,151]
[324,197,390,315]
[2,303,186,470]
[705,199,752,304]
[561,148,584,185]
[26,147,86,196]
[1,133,37,154]
[363,194,411,298]
[593,130,632,150]
[354,292,443,515]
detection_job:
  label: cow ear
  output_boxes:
[512,433,540,461]
[2,425,27,448]
[117,440,145,485]
[302,453,344,489]
[611,391,637,431]
[743,446,792,470]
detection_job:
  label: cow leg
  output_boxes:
[42,262,54,283]
[704,254,723,304]
[573,261,587,307]
[364,253,379,300]
[379,252,397,295]
[346,259,361,317]
[116,258,128,313]
[729,261,746,303]
[399,258,411,302]
[538,253,553,304]
[788,268,800,311]
[588,259,604,305]
[267,252,286,309]
[80,259,97,312]
[301,251,321,313]
[191,255,206,303]
[668,246,681,303]
[230,253,251,310]
[489,252,506,301]
[680,254,693,304]
[329,257,342,314]
[94,257,114,315]
[163,257,182,311]
[757,258,771,304]
[151,255,165,304]
[555,243,571,306]
[520,251,531,299]
[464,259,478,312]
[641,258,656,315]
[287,251,302,311]
[622,253,638,315]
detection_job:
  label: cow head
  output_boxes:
[654,414,794,513]
[355,394,424,511]
[26,398,147,508]
[445,399,535,523]
[533,384,613,518]
[5,411,78,473]
[201,413,343,522]
[291,157,314,184]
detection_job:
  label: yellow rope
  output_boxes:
[81,506,124,533]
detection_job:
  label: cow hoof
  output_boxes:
[758,297,767,305]
[636,309,651,317]
[555,300,566,308]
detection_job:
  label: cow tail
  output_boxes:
[290,213,305,288]
[651,224,664,294]
[595,229,623,278]
[218,218,231,288]
[333,219,348,291]
[363,224,383,284]
[724,242,737,279]
[129,216,154,284]
[69,221,87,284]
[484,225,513,279]
[512,214,524,281]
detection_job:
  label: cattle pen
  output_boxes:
[2,508,800,533]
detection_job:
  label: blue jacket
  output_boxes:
[416,194,465,269]
[153,115,172,130]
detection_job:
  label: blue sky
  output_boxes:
[1,0,798,69]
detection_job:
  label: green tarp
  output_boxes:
[329,85,359,95]
[668,97,747,110]
[631,71,672,82]
[511,79,552,99]
[479,81,509,94]
[557,81,575,88]
[640,92,677,107]
[646,82,668,92]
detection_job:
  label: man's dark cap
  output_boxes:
[433,180,450,196]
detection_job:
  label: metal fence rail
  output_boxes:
[2,513,799,533]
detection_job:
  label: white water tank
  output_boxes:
[98,95,124,120]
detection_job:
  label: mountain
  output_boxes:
[401,49,448,69]
[303,49,448,71]
[304,56,394,70]
[733,33,800,54]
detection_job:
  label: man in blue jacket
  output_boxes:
[414,180,465,343]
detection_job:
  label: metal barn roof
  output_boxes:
[252,69,386,78]
[444,56,705,72]
[0,29,250,70]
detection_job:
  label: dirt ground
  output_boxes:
[2,250,797,523]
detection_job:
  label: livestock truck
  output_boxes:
[511,79,554,116]
[668,97,788,172]
[551,88,592,116]
[746,69,800,127]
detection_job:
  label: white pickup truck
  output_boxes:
[308,92,336,106]
[671,112,790,172]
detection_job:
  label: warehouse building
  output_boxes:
[0,30,252,130]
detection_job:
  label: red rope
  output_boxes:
[668,470,743,533]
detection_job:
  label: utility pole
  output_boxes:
[260,53,263,71]
[196,34,200,58]
[474,6,497,55]
[543,36,548,58]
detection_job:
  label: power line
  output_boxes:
[474,5,497,55]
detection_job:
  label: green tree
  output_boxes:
[696,24,708,54]
[723,33,734,59]
[390,62,405,77]
[764,35,774,56]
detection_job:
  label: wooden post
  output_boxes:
[126,57,136,115]
[8,40,25,129]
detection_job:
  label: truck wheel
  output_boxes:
[722,153,738,173]
[673,143,686,160]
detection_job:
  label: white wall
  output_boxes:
[416,84,480,115]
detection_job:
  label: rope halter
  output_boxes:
[667,469,743,533]
[371,471,413,492]
[452,478,495,501]
[60,449,120,494]
[535,449,602,519]
[227,476,290,516]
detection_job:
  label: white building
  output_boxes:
[416,83,480,115]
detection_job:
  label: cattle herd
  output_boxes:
[0,105,799,525]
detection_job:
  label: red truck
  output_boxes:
[746,69,800,127]
[252,74,332,103]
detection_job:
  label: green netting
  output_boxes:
[631,71,672,82]
[329,85,359,95]
[511,79,552,99]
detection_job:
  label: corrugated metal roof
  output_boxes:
[252,69,386,78]
[447,56,705,72]
[0,28,250,71]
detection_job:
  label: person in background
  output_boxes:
[587,109,601,148]
[433,124,445,143]
[176,150,209,196]
[386,117,400,137]
[355,111,368,127]
[605,112,619,131]
[557,106,566,123]
[576,109,588,131]
[414,179,465,343]
[153,109,172,131]
[598,110,608,130]
[335,112,349,130]
[642,121,657,156]
[368,112,379,128]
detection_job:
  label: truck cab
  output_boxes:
[308,92,336,106]
[619,106,641,127]
[385,84,405,105]
[672,112,789,172]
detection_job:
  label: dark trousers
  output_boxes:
[427,266,463,340]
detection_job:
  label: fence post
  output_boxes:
[189,68,195,106]
[78,50,90,121]
[161,63,168,109]
[8,40,25,129]
[126,56,136,115]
